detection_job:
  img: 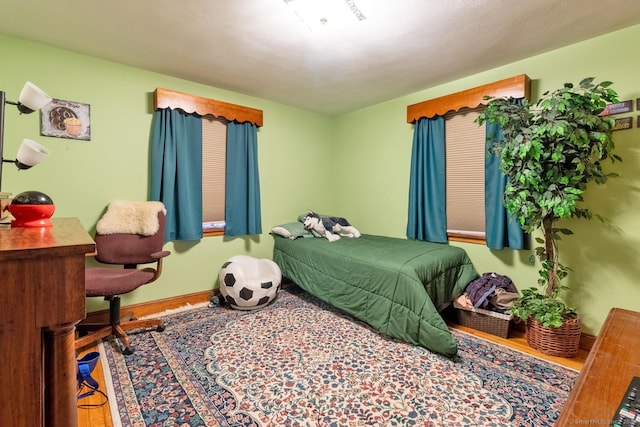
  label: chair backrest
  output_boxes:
[94,211,166,266]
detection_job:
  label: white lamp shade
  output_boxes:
[18,82,52,112]
[16,139,50,169]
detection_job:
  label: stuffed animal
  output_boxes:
[302,210,361,242]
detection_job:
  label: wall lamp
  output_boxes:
[0,82,52,191]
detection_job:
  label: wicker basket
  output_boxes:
[454,302,512,338]
[525,316,581,358]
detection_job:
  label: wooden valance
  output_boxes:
[154,87,263,127]
[406,74,531,123]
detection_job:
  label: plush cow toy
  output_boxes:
[302,210,361,242]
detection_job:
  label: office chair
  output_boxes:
[75,202,170,355]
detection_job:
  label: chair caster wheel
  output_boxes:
[123,346,135,355]
[156,324,166,332]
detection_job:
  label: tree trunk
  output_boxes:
[542,215,558,298]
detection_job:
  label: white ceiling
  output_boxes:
[2,0,640,116]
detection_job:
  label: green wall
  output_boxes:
[334,24,640,335]
[0,33,335,312]
[2,24,639,334]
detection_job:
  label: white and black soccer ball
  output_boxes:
[218,255,281,310]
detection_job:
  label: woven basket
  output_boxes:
[454,302,512,338]
[525,316,581,358]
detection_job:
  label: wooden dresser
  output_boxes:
[0,218,94,427]
[557,307,640,426]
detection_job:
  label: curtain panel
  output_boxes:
[225,121,262,236]
[150,108,203,241]
[484,101,527,250]
[406,116,447,242]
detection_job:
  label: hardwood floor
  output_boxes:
[449,322,589,371]
[76,319,587,426]
[77,346,114,427]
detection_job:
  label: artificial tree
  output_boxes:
[476,77,622,333]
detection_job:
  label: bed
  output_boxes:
[272,233,479,357]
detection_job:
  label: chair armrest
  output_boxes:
[151,250,171,260]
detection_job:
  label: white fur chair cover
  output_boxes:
[96,200,166,236]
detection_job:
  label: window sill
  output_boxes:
[447,231,486,245]
[203,229,224,237]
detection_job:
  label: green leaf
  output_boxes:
[484,77,622,306]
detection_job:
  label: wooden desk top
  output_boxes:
[0,217,95,260]
[557,307,640,425]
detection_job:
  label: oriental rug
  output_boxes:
[100,286,578,427]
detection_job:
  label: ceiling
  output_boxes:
[2,0,640,116]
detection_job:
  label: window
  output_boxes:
[406,74,530,244]
[444,107,485,241]
[153,87,263,239]
[202,116,228,235]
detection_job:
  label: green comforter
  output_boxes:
[272,234,479,357]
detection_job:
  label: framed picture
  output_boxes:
[613,117,632,131]
[40,98,91,140]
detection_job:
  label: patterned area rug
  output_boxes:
[101,286,577,426]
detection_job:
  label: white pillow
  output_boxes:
[270,222,313,239]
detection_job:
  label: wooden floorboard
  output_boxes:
[77,346,113,427]
[449,322,588,371]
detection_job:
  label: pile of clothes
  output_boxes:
[455,272,519,314]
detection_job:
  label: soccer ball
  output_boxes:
[218,255,281,310]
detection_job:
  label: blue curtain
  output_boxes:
[406,116,447,242]
[484,103,527,250]
[150,108,203,241]
[225,121,262,236]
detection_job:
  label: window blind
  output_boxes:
[202,116,228,223]
[445,107,485,235]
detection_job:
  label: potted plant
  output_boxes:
[476,77,622,357]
